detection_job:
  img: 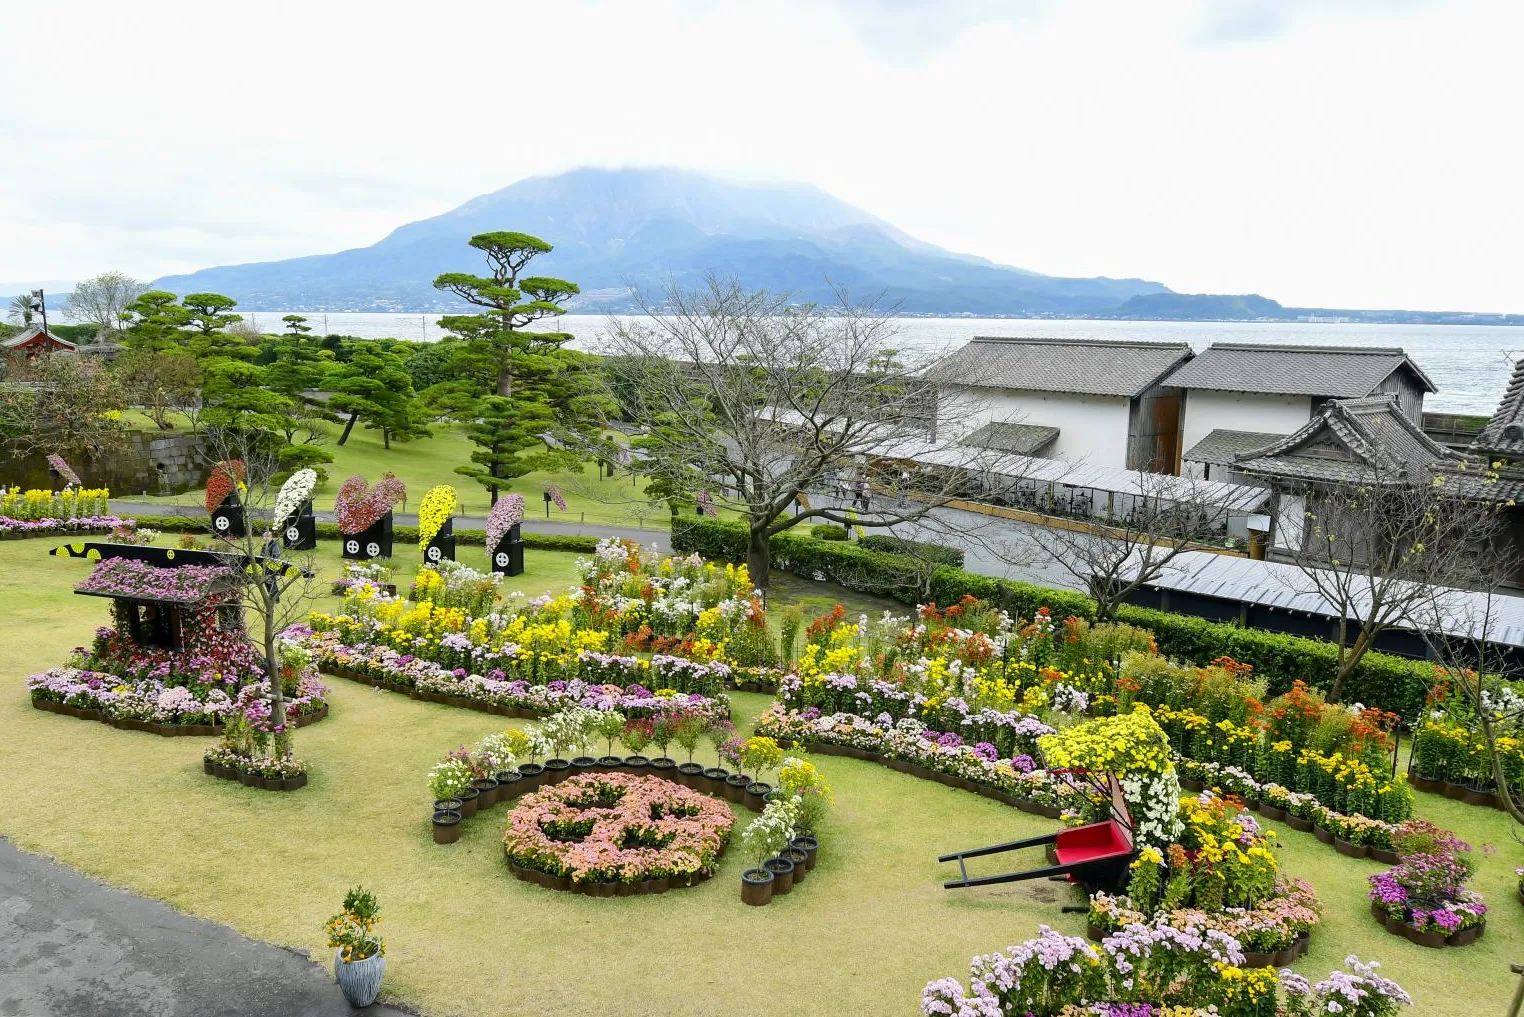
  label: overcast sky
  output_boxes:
[2,0,1519,312]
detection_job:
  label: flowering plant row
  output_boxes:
[923,934,1409,1017]
[1411,670,1524,799]
[27,664,327,726]
[754,705,1084,813]
[0,514,125,538]
[299,629,729,723]
[0,485,110,521]
[503,772,734,884]
[1367,820,1487,940]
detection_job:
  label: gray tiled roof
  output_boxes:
[1473,356,1524,458]
[961,421,1061,456]
[925,336,1192,398]
[1164,343,1435,397]
[1230,396,1505,494]
[1182,429,1288,466]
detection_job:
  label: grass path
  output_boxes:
[0,537,1521,1015]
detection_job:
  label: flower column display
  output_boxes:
[275,468,319,551]
[336,473,406,561]
[206,460,246,539]
[418,485,458,565]
[487,494,526,576]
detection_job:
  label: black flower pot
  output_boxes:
[341,512,394,561]
[676,761,705,788]
[597,755,623,769]
[649,757,677,781]
[473,777,500,808]
[423,516,456,565]
[433,797,463,813]
[456,786,480,817]
[543,759,571,783]
[495,771,521,798]
[624,755,650,771]
[790,835,819,871]
[490,523,525,576]
[763,855,796,895]
[432,809,463,844]
[782,846,809,883]
[571,756,598,772]
[518,762,545,791]
[280,501,317,551]
[724,772,751,803]
[743,781,772,811]
[741,867,774,906]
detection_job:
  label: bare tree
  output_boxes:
[1008,469,1237,622]
[596,277,995,587]
[64,271,149,338]
[1412,545,1524,827]
[199,426,323,748]
[1275,465,1501,702]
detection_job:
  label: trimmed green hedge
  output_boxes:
[126,514,600,553]
[857,534,965,568]
[673,518,1432,718]
[810,523,849,541]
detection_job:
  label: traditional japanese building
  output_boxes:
[1,325,77,356]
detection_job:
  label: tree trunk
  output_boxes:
[337,410,359,446]
[748,526,772,591]
[262,592,288,759]
[383,427,391,450]
[1330,626,1371,703]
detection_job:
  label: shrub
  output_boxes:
[810,523,848,541]
[125,514,600,553]
[857,534,964,567]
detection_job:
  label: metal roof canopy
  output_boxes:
[907,447,1271,514]
[1121,549,1524,648]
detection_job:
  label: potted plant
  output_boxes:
[621,716,654,769]
[740,801,794,906]
[429,758,475,816]
[595,709,626,769]
[670,710,707,787]
[739,736,784,810]
[569,707,600,771]
[701,717,735,790]
[649,713,677,775]
[325,886,385,1008]
[432,808,463,843]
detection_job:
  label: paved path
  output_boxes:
[0,837,412,1017]
[112,501,669,550]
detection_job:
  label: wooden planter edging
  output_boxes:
[800,741,1065,819]
[1368,902,1485,948]
[1087,925,1310,967]
[203,757,309,792]
[0,526,118,541]
[31,697,329,736]
[1407,771,1514,813]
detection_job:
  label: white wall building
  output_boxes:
[1171,343,1436,480]
[926,336,1193,471]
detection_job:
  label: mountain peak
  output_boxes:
[154,166,1168,314]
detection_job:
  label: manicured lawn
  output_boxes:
[126,413,666,529]
[1,536,1521,1015]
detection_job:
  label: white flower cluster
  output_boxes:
[274,469,318,526]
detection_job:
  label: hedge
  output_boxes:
[673,518,1432,719]
[125,514,601,554]
[810,524,849,541]
[857,534,964,568]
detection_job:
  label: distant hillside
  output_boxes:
[153,167,1170,315]
[1107,292,1290,321]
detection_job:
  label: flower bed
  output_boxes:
[503,772,735,894]
[0,514,127,540]
[203,746,309,790]
[30,685,328,736]
[303,629,728,721]
[1366,822,1487,948]
[1,484,110,521]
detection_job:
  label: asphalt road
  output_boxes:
[0,837,412,1017]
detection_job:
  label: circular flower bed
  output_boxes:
[503,772,734,894]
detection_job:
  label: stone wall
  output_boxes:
[0,431,207,495]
